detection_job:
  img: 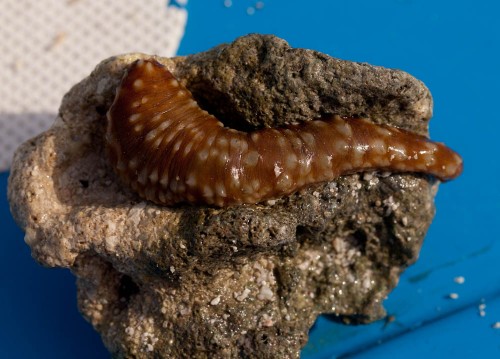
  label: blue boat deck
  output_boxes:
[2,0,499,357]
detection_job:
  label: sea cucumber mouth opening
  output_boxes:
[106,59,463,207]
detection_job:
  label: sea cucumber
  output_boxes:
[106,59,463,207]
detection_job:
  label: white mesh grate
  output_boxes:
[0,0,188,171]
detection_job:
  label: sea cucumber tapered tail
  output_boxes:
[106,59,463,207]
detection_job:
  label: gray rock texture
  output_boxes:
[8,34,438,358]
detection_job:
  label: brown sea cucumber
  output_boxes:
[106,59,463,207]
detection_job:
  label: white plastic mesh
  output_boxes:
[0,0,188,171]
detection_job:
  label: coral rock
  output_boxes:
[8,34,437,358]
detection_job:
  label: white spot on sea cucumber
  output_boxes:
[203,185,214,198]
[239,139,249,153]
[145,61,154,73]
[276,174,292,190]
[133,79,144,90]
[333,139,348,154]
[243,151,260,167]
[129,113,141,123]
[229,137,241,150]
[160,173,169,187]
[206,135,216,146]
[217,136,229,148]
[149,168,159,183]
[299,156,312,176]
[157,120,173,133]
[198,149,209,161]
[371,139,386,154]
[251,179,260,191]
[209,147,219,159]
[164,127,181,144]
[129,157,139,170]
[183,141,194,156]
[448,293,459,300]
[173,140,182,153]
[425,142,438,153]
[152,137,162,149]
[151,114,162,123]
[288,133,303,148]
[334,120,353,138]
[312,120,327,128]
[277,135,287,147]
[186,173,197,187]
[145,129,159,142]
[351,145,366,167]
[454,276,465,284]
[285,153,298,169]
[134,123,144,132]
[300,132,315,147]
[186,99,198,109]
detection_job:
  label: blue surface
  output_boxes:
[2,0,500,358]
[0,173,108,358]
